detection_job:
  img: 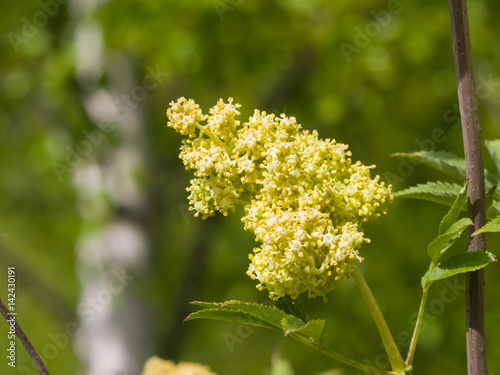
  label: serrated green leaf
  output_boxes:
[221,301,288,328]
[427,218,472,263]
[473,216,500,235]
[439,181,468,235]
[186,300,289,332]
[485,139,500,174]
[392,151,500,188]
[422,251,498,288]
[189,301,225,309]
[281,316,326,344]
[186,300,326,345]
[393,181,462,204]
[185,308,280,331]
[296,319,326,344]
[393,182,500,219]
[281,315,305,337]
[273,295,308,322]
[392,151,466,180]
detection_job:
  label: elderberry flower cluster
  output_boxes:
[167,97,392,301]
[141,357,217,375]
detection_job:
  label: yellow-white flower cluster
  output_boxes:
[141,356,217,375]
[167,97,392,301]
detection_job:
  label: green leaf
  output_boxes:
[439,180,468,235]
[189,301,225,309]
[427,218,472,263]
[473,216,500,235]
[485,186,498,212]
[489,201,500,219]
[273,295,308,323]
[392,151,466,180]
[392,151,500,188]
[422,251,498,288]
[186,300,326,345]
[221,300,288,328]
[186,300,288,331]
[393,181,462,205]
[185,308,280,331]
[281,315,305,337]
[485,139,500,174]
[281,316,326,344]
[393,182,500,219]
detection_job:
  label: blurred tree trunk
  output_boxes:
[70,1,151,374]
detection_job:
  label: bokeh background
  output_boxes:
[1,0,499,374]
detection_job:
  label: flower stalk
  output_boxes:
[351,268,407,373]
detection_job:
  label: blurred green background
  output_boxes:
[1,0,499,374]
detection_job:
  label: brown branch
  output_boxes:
[0,298,50,375]
[447,1,488,375]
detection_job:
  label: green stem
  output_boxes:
[406,286,429,366]
[195,123,229,150]
[351,268,407,373]
[290,333,398,375]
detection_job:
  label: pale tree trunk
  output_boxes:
[70,1,151,374]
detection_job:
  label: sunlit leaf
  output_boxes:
[220,300,288,328]
[392,151,500,188]
[393,181,462,204]
[422,251,497,288]
[186,300,289,332]
[427,218,472,263]
[185,308,280,331]
[394,182,500,219]
[473,216,500,235]
[439,180,468,235]
[189,301,224,309]
[281,316,326,344]
[392,151,466,180]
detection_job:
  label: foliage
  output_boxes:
[179,178,496,374]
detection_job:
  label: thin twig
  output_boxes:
[0,297,50,375]
[405,287,429,367]
[290,330,398,375]
[447,1,488,374]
